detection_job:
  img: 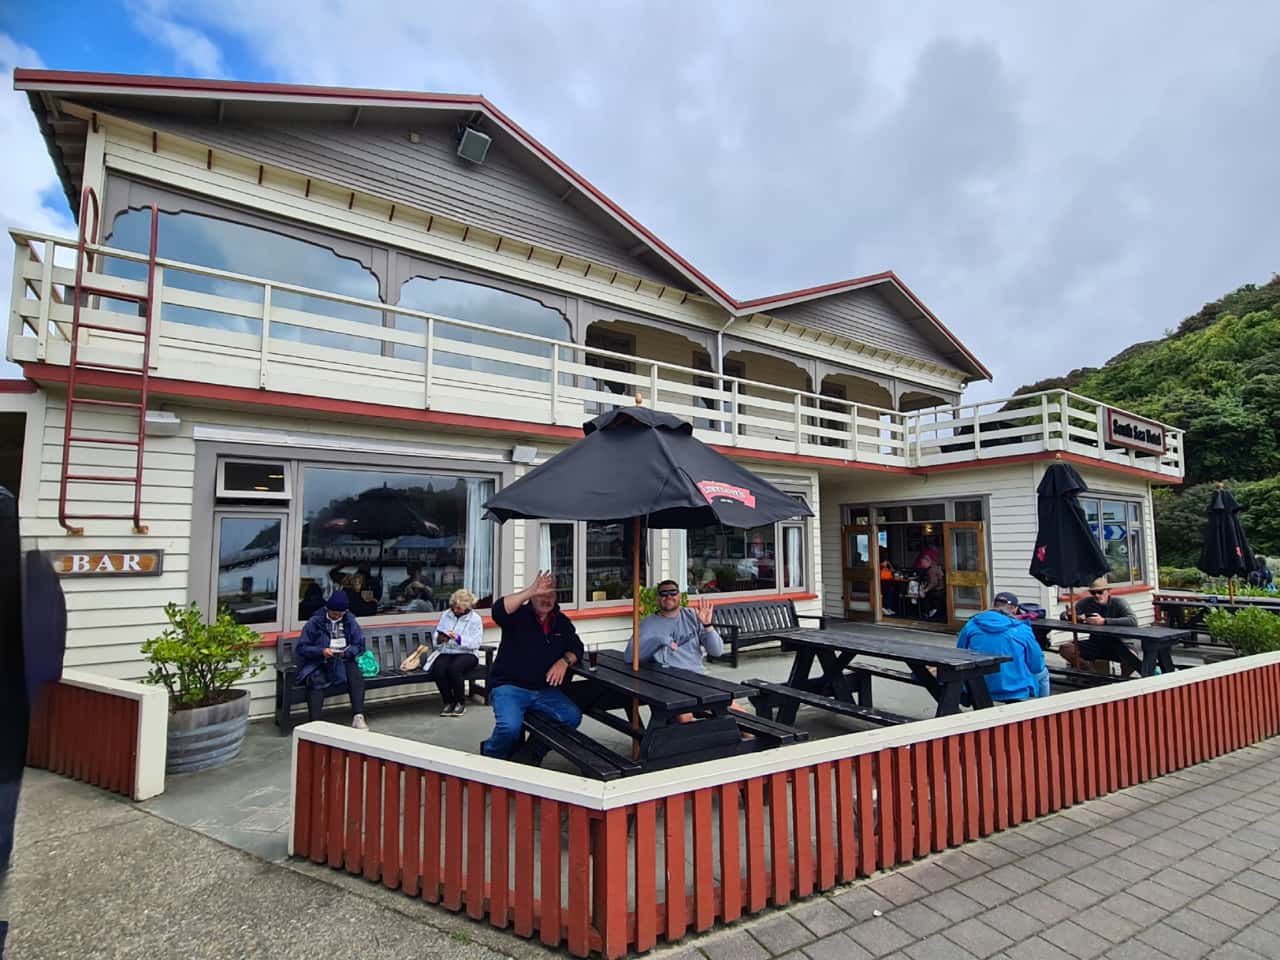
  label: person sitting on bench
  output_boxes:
[1059,576,1141,677]
[400,588,484,717]
[481,571,584,763]
[295,590,368,729]
[956,591,1049,702]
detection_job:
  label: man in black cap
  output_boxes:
[296,590,369,728]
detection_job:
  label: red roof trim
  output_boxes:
[13,68,988,378]
[0,379,36,393]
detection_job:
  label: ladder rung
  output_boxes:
[62,514,142,521]
[65,474,140,484]
[72,361,147,374]
[68,435,140,446]
[77,321,148,336]
[70,397,143,410]
[79,286,148,302]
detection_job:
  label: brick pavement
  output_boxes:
[659,736,1280,960]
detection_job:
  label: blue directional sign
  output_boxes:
[1103,523,1126,541]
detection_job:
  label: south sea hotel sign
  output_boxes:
[51,550,164,577]
[1105,408,1165,455]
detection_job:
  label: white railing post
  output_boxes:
[849,403,860,462]
[1040,393,1050,448]
[1095,403,1107,457]
[258,282,271,388]
[650,363,660,409]
[35,240,54,361]
[549,347,560,423]
[972,404,983,457]
[424,315,434,409]
[7,240,26,360]
[1059,391,1071,449]
[729,381,739,441]
[793,394,803,453]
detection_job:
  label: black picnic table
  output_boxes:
[753,627,1011,720]
[1155,595,1280,629]
[1030,618,1195,677]
[561,650,804,771]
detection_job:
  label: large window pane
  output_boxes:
[396,276,569,381]
[217,516,281,625]
[299,467,494,621]
[783,525,805,589]
[687,523,776,594]
[585,521,638,601]
[538,523,575,605]
[1101,499,1130,584]
[107,209,383,353]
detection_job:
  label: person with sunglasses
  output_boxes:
[1058,576,1140,676]
[624,580,723,671]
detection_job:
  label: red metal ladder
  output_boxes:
[57,186,159,535]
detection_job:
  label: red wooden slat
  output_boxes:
[1157,692,1172,773]
[815,762,836,890]
[929,738,947,849]
[344,755,364,875]
[1119,698,1135,789]
[540,798,562,947]
[1019,721,1036,816]
[600,807,630,960]
[1044,714,1062,813]
[327,747,346,869]
[962,733,980,840]
[423,771,442,904]
[835,758,856,883]
[794,767,815,896]
[513,792,535,936]
[363,759,381,882]
[466,782,487,919]
[1056,711,1075,808]
[770,772,791,905]
[403,767,422,897]
[1171,687,1186,771]
[308,744,328,864]
[96,695,114,791]
[666,794,688,938]
[1007,722,1024,824]
[382,762,401,890]
[1189,686,1204,766]
[1233,674,1247,748]
[443,777,464,910]
[693,788,716,930]
[635,800,659,950]
[912,743,931,851]
[294,740,315,859]
[1033,719,1050,817]
[487,787,509,927]
[567,805,591,956]
[745,777,768,911]
[1105,702,1119,794]
[126,699,141,797]
[718,785,742,923]
[977,727,995,833]
[1081,705,1097,799]
[945,735,964,845]
[106,695,124,793]
[856,754,875,875]
[893,747,912,862]
[1135,694,1151,780]
[877,750,896,868]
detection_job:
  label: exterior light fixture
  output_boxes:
[456,126,492,164]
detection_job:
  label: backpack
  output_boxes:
[1016,603,1046,621]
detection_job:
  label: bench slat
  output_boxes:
[522,712,638,781]
[746,679,915,727]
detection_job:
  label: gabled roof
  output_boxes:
[13,68,991,381]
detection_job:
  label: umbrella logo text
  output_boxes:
[697,480,756,509]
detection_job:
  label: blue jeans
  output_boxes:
[481,685,582,759]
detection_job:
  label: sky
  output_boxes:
[2,1,1278,399]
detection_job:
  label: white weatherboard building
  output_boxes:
[4,70,1184,718]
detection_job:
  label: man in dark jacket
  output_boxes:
[957,592,1049,702]
[296,590,369,729]
[1059,576,1141,676]
[481,570,584,761]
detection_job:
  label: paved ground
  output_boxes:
[658,737,1280,960]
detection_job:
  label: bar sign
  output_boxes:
[51,550,164,578]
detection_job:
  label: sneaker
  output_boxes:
[454,702,466,717]
[352,714,368,730]
[441,703,455,717]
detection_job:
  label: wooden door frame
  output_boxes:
[942,520,988,628]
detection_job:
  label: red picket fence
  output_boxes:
[27,681,141,798]
[290,657,1280,958]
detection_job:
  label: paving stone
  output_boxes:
[923,888,984,922]
[933,849,988,880]
[884,901,949,939]
[903,933,972,960]
[748,914,815,955]
[1178,855,1238,885]
[789,899,855,938]
[1198,846,1255,873]
[869,872,930,907]
[1041,877,1105,910]
[1093,855,1150,883]
[801,931,873,960]
[1190,894,1261,929]
[964,841,1020,868]
[1149,866,1216,898]
[1229,922,1280,957]
[1021,852,1077,881]
[1003,935,1076,960]
[1066,864,1129,897]
[1128,877,1192,911]
[1215,837,1270,862]
[1136,922,1212,959]
[1165,906,1239,947]
[1073,904,1142,944]
[1103,940,1180,960]
[1116,845,1175,872]
[954,876,1016,908]
[991,832,1044,856]
[830,886,894,922]
[1234,868,1280,900]
[1103,890,1169,928]
[1039,918,1111,959]
[1009,889,1076,926]
[700,930,771,960]
[941,917,1014,958]
[898,860,957,893]
[1215,880,1278,914]
[981,902,1044,940]
[1092,826,1142,849]
[1207,941,1271,960]
[1042,843,1098,871]
[1018,823,1068,846]
[987,863,1043,894]
[843,917,914,958]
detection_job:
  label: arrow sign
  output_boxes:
[1103,523,1126,541]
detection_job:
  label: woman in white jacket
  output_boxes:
[399,589,484,716]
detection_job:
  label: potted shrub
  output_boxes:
[142,602,265,774]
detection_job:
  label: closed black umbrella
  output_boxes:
[1030,461,1110,617]
[484,400,812,670]
[1199,483,1255,601]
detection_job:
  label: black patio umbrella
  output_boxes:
[1029,460,1109,619]
[1199,483,1255,602]
[484,399,813,671]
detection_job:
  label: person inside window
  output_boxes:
[399,589,484,716]
[343,560,382,617]
[918,553,945,621]
[393,562,425,602]
[397,581,435,613]
[956,591,1049,702]
[1058,576,1141,676]
[295,590,368,729]
[879,560,898,616]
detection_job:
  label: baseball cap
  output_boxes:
[993,591,1020,608]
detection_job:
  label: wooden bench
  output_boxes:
[520,711,640,781]
[745,678,915,727]
[275,628,494,734]
[710,599,826,667]
[732,711,811,746]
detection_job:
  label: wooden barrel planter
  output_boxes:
[165,689,251,774]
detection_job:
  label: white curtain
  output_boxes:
[673,530,689,592]
[538,524,553,570]
[465,479,494,599]
[784,526,803,589]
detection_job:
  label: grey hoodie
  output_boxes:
[622,607,723,672]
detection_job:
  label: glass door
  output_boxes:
[212,511,288,629]
[842,508,876,619]
[943,521,988,626]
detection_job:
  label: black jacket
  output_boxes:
[489,597,584,691]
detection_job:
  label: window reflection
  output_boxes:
[299,467,494,621]
[687,524,776,594]
[217,517,281,625]
[106,210,384,354]
[538,523,575,605]
[395,276,569,381]
[585,521,638,601]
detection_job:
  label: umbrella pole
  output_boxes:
[1229,576,1236,604]
[631,515,642,760]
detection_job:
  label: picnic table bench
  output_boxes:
[710,598,826,667]
[1030,619,1194,678]
[521,711,640,781]
[275,628,495,733]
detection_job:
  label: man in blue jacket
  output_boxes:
[296,590,368,729]
[957,592,1049,702]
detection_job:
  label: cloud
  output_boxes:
[126,1,226,77]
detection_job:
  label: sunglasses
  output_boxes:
[657,589,680,597]
[1089,589,1107,596]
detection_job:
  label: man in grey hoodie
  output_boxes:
[623,580,722,671]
